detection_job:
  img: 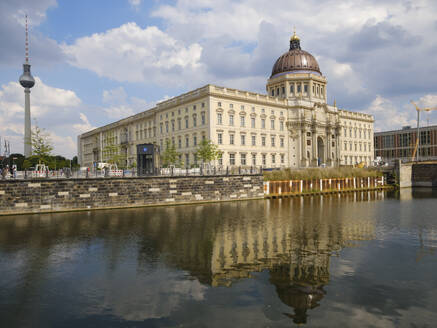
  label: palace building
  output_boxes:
[78,32,374,169]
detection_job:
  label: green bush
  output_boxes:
[264,167,382,181]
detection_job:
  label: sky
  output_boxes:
[1,0,437,158]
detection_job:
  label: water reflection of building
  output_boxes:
[0,193,381,324]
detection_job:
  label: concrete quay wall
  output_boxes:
[0,175,264,215]
[396,162,437,188]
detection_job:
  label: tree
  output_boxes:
[22,159,31,169]
[31,124,53,163]
[161,140,179,167]
[102,135,125,168]
[196,139,222,164]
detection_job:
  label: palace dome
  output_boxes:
[271,32,321,78]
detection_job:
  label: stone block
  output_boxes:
[240,194,248,198]
[243,177,251,181]
[244,184,252,188]
[149,188,160,192]
[170,184,177,188]
[223,178,229,181]
[181,192,192,196]
[58,191,69,196]
[28,183,41,188]
[205,181,214,184]
[195,194,203,200]
[79,194,91,198]
[89,187,98,192]
[109,193,118,197]
[230,194,237,198]
[0,190,5,195]
[40,205,51,210]
[15,203,28,208]
[165,198,175,202]
[170,190,177,194]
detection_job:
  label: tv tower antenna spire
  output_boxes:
[19,14,35,157]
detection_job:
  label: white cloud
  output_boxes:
[62,23,203,86]
[0,77,88,158]
[128,0,141,7]
[103,87,127,104]
[366,95,416,131]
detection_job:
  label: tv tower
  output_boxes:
[19,15,35,157]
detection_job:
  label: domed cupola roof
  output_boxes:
[271,32,321,78]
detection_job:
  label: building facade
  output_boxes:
[78,32,374,168]
[374,125,437,163]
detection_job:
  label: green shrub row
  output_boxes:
[263,167,383,181]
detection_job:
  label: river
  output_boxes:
[1,189,437,327]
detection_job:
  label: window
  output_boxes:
[344,142,347,151]
[271,119,275,130]
[178,109,181,115]
[193,105,196,110]
[276,88,279,96]
[251,117,255,128]
[271,154,276,164]
[251,107,255,112]
[297,84,301,93]
[171,121,175,132]
[349,142,352,151]
[271,136,275,147]
[280,138,284,147]
[271,89,274,96]
[354,143,357,151]
[241,105,244,110]
[252,154,256,165]
[217,113,222,125]
[229,103,233,109]
[261,119,266,129]
[218,153,223,165]
[241,153,246,165]
[282,86,285,95]
[202,102,205,108]
[364,143,367,151]
[251,135,256,146]
[261,108,265,113]
[349,129,352,137]
[262,154,266,165]
[281,154,285,164]
[218,133,223,145]
[218,102,222,107]
[307,140,311,146]
[332,141,335,147]
[178,138,182,149]
[359,143,362,151]
[186,136,189,148]
[290,84,294,93]
[185,153,190,166]
[193,115,197,127]
[354,129,357,138]
[202,135,206,141]
[304,84,308,93]
[229,115,234,126]
[165,122,169,133]
[240,116,245,127]
[160,123,163,134]
[185,118,189,129]
[344,128,347,136]
[262,136,266,146]
[241,135,246,145]
[359,129,362,138]
[307,132,311,137]
[201,112,205,125]
[230,134,234,145]
[229,153,235,165]
[178,118,181,130]
[280,121,284,131]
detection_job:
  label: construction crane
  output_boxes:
[410,101,437,161]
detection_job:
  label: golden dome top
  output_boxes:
[290,30,300,41]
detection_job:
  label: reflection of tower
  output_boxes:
[19,15,35,157]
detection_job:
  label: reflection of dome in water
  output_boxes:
[271,31,321,78]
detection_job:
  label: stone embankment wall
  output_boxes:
[0,175,263,215]
[264,176,386,198]
[412,164,437,187]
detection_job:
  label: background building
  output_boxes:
[374,125,437,163]
[78,32,374,169]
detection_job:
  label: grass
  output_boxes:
[263,167,383,181]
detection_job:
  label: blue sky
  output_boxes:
[1,0,437,158]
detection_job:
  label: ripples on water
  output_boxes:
[0,189,437,327]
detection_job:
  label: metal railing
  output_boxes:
[0,166,263,180]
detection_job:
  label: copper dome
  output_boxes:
[271,34,321,77]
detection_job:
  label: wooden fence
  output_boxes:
[264,176,385,197]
